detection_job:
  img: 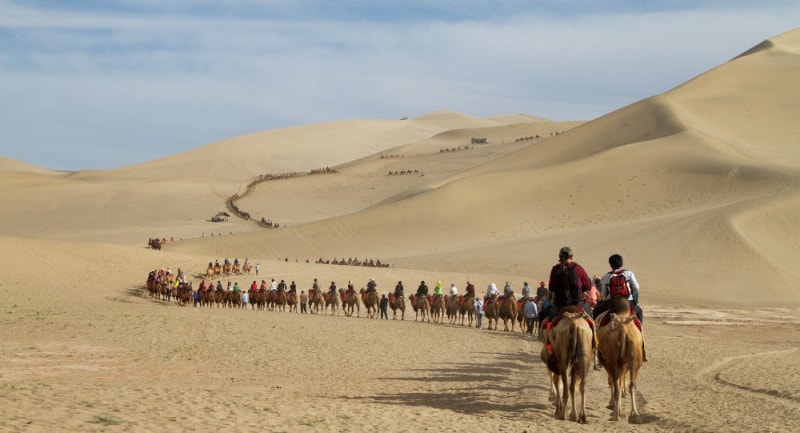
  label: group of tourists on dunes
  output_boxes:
[145,246,646,424]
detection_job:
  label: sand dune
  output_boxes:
[2,29,800,432]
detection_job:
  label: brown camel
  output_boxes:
[232,262,242,274]
[339,288,360,317]
[324,291,339,316]
[483,296,499,330]
[273,291,287,312]
[309,289,324,314]
[388,293,405,320]
[429,295,446,323]
[409,294,430,322]
[545,308,594,423]
[498,295,518,332]
[597,298,644,424]
[228,291,242,308]
[445,295,460,324]
[458,295,476,327]
[360,289,379,319]
[206,266,215,279]
[242,263,253,274]
[286,291,298,313]
[222,263,232,274]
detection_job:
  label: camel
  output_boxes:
[517,297,533,332]
[222,262,232,274]
[213,264,222,275]
[206,265,215,279]
[498,295,518,332]
[409,294,430,322]
[445,295,460,324]
[242,263,253,274]
[273,291,287,312]
[339,288,360,317]
[360,289,379,319]
[458,295,476,327]
[596,297,644,424]
[309,290,324,314]
[429,295,446,323]
[545,307,595,423]
[483,296,499,330]
[228,291,242,309]
[388,294,405,320]
[286,291,298,313]
[232,263,242,274]
[324,291,339,316]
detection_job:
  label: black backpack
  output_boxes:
[552,263,580,307]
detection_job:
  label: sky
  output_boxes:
[0,1,798,171]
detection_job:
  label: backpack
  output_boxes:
[608,269,630,298]
[552,263,580,307]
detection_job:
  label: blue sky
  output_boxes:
[1,1,797,171]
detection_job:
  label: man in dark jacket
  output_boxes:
[547,246,592,321]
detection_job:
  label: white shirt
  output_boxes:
[449,285,458,296]
[600,269,639,301]
[524,300,539,318]
[487,283,498,297]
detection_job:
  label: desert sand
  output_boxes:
[1,28,799,432]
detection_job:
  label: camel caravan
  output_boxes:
[205,258,253,278]
[146,247,648,425]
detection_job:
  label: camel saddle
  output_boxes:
[546,307,595,333]
[598,309,642,332]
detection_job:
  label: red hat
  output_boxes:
[539,281,545,286]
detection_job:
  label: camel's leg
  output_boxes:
[628,363,642,424]
[578,371,588,424]
[569,368,578,422]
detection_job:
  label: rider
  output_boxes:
[233,282,240,293]
[366,278,377,293]
[394,281,404,298]
[224,258,230,266]
[234,258,240,266]
[465,281,476,298]
[521,281,532,299]
[289,281,297,293]
[216,280,224,291]
[416,280,429,297]
[433,281,443,297]
[594,254,643,323]
[329,281,337,296]
[485,282,499,302]
[346,281,356,298]
[503,281,514,298]
[277,279,287,292]
[269,279,277,291]
[449,283,458,299]
[547,246,592,322]
[249,280,257,292]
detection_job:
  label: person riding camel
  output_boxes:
[521,282,532,299]
[198,279,206,291]
[503,282,514,298]
[249,280,257,292]
[433,281,443,298]
[226,281,232,292]
[233,282,240,293]
[224,258,230,266]
[329,281,337,297]
[416,280,429,297]
[485,282,499,302]
[546,246,592,323]
[289,281,297,293]
[465,281,476,298]
[234,258,239,266]
[594,254,643,324]
[366,278,377,293]
[215,259,220,267]
[449,283,458,299]
[394,281,404,298]
[216,280,224,291]
[346,281,356,298]
[269,279,277,291]
[277,279,287,292]
[260,280,268,291]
